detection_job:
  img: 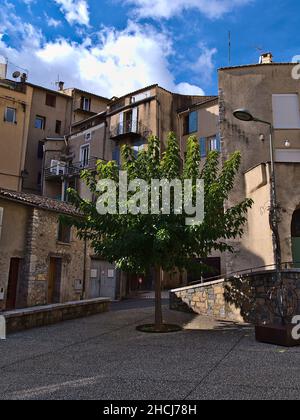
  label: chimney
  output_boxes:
[58,81,65,91]
[259,52,273,64]
[20,73,27,83]
[0,56,7,79]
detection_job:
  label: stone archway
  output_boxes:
[291,208,300,268]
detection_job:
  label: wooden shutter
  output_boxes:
[189,111,198,133]
[200,137,207,158]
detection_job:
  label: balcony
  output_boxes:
[110,120,152,140]
[44,158,99,180]
[0,79,27,94]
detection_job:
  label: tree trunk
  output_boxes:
[155,266,163,329]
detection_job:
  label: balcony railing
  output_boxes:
[110,120,152,139]
[0,79,27,94]
[44,157,99,180]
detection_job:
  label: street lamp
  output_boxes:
[233,109,299,341]
[233,109,282,290]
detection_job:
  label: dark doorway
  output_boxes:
[187,257,221,284]
[292,209,300,268]
[48,258,62,304]
[6,258,21,310]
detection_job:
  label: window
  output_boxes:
[209,135,221,152]
[81,96,91,112]
[200,135,221,158]
[4,107,17,124]
[35,116,46,130]
[272,94,300,129]
[200,137,207,158]
[37,141,44,159]
[45,93,56,108]
[183,111,198,135]
[112,145,120,166]
[80,144,90,167]
[55,120,62,134]
[58,222,71,244]
[189,111,198,133]
[132,138,145,158]
[131,91,151,103]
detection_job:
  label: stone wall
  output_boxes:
[22,207,90,307]
[4,298,110,333]
[0,198,90,310]
[170,270,300,324]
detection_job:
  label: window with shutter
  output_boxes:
[272,94,300,129]
[200,137,207,158]
[189,111,198,133]
[112,146,120,165]
[46,93,56,108]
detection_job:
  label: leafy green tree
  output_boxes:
[65,133,253,332]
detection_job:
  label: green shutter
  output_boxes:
[189,111,198,133]
[200,137,207,158]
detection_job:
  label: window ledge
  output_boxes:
[56,241,71,246]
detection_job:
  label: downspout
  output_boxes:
[81,234,87,300]
[20,102,28,191]
[155,98,161,142]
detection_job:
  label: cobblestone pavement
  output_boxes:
[0,298,299,400]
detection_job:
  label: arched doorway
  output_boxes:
[291,209,300,268]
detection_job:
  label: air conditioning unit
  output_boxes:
[50,160,66,176]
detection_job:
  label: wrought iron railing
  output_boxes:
[188,261,300,286]
[110,120,152,139]
[0,79,27,94]
[44,157,100,179]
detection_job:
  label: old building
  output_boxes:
[108,84,207,164]
[219,55,300,274]
[42,112,109,202]
[177,96,222,279]
[0,188,91,310]
[22,83,73,195]
[0,77,33,191]
[22,83,110,196]
[62,87,109,124]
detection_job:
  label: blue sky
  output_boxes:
[0,0,299,98]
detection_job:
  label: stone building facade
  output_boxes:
[0,188,90,311]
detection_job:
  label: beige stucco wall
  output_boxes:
[180,102,219,156]
[69,123,107,162]
[219,63,300,273]
[63,88,109,123]
[23,87,71,194]
[0,84,33,191]
[42,139,66,199]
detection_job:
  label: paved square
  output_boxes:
[0,298,299,400]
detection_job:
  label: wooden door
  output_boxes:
[48,258,62,304]
[6,258,20,310]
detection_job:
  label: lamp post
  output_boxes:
[233,109,282,279]
[233,110,300,343]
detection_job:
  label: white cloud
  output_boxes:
[122,0,253,20]
[47,17,62,28]
[0,9,207,98]
[194,45,218,84]
[54,0,90,26]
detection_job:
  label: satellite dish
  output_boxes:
[12,71,21,79]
